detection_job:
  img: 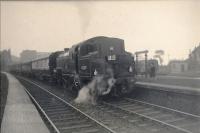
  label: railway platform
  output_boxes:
[136,81,200,95]
[1,73,49,133]
[136,75,200,95]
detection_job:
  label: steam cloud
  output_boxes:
[75,68,116,105]
[74,2,94,39]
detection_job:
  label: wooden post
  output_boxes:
[135,50,149,77]
[145,53,148,78]
[136,54,138,75]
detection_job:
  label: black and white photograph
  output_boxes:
[1,0,200,133]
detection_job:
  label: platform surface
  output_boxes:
[137,75,200,88]
[136,81,200,95]
[1,73,50,133]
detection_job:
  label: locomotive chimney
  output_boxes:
[64,48,69,52]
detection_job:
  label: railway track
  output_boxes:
[18,77,147,133]
[19,77,115,133]
[103,97,200,133]
[17,76,200,133]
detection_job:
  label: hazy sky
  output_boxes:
[1,1,200,64]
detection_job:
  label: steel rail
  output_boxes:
[103,101,193,133]
[24,88,60,133]
[125,98,200,119]
[18,76,116,133]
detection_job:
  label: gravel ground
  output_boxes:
[0,73,8,127]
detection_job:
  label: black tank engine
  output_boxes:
[10,36,136,95]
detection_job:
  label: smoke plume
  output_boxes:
[74,2,94,39]
[75,68,116,105]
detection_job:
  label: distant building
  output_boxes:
[188,44,200,71]
[168,60,188,73]
[36,52,51,60]
[11,55,20,64]
[0,49,12,71]
[20,50,51,62]
[20,50,37,62]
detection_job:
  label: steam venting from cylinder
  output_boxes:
[74,68,116,105]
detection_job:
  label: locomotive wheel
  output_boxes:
[56,69,63,86]
[62,78,70,89]
[39,74,44,81]
[56,75,63,86]
[56,75,62,86]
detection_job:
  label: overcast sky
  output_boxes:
[1,1,200,64]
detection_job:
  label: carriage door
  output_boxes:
[78,44,91,77]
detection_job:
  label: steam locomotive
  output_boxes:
[10,36,136,95]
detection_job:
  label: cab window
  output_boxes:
[80,44,97,56]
